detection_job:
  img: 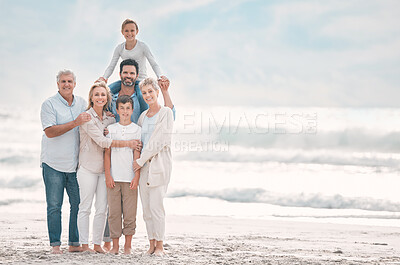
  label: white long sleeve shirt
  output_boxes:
[102,40,163,81]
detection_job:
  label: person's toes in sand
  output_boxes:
[124,246,132,255]
[103,242,111,252]
[145,239,156,255]
[51,246,63,254]
[154,241,165,256]
[108,246,119,255]
[154,248,166,256]
[124,235,133,255]
[93,244,106,254]
[68,245,82,252]
[81,244,95,253]
[145,247,155,255]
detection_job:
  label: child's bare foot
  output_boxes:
[124,247,132,255]
[103,242,111,252]
[108,247,119,255]
[93,244,106,254]
[68,245,82,252]
[51,246,63,254]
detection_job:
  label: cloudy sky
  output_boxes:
[1,0,399,107]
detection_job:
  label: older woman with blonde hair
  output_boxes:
[133,77,174,256]
[77,81,142,253]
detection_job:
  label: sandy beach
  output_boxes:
[1,205,400,265]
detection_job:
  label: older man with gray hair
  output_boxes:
[40,69,90,254]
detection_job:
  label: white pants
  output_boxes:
[77,166,107,245]
[139,163,168,241]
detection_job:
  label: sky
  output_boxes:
[0,0,399,108]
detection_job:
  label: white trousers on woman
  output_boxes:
[77,166,108,245]
[139,163,168,241]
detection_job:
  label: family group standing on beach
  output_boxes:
[40,19,175,256]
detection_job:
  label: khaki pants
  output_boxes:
[107,182,138,238]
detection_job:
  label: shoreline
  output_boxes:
[1,210,400,264]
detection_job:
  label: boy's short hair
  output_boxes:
[120,59,139,75]
[116,95,134,109]
[121,19,138,31]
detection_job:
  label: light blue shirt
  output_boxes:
[109,85,176,123]
[110,88,148,123]
[40,92,87,172]
[141,112,159,148]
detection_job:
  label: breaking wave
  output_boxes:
[168,188,400,213]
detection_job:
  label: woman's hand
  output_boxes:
[158,76,170,92]
[105,175,115,188]
[129,140,142,151]
[105,111,115,118]
[133,160,142,172]
[130,176,139,190]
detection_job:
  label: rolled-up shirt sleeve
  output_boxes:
[41,100,56,130]
[81,120,113,149]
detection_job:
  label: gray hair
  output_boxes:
[56,69,76,82]
[139,77,160,91]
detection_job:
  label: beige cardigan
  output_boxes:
[136,106,174,187]
[79,108,115,173]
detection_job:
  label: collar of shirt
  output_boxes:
[87,107,110,121]
[57,92,76,107]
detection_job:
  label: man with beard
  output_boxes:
[110,59,174,122]
[109,59,147,122]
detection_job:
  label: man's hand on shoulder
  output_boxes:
[74,113,91,126]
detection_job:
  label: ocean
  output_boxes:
[1,105,399,227]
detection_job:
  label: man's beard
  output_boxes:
[122,77,135,87]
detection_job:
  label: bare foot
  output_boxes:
[81,244,95,253]
[124,247,132,255]
[154,248,165,256]
[145,247,155,255]
[68,245,82,252]
[103,242,111,252]
[94,245,106,254]
[108,247,119,255]
[51,246,63,254]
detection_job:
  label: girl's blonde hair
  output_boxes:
[121,19,139,31]
[87,81,112,111]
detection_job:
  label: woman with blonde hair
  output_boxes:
[133,77,174,256]
[77,81,142,253]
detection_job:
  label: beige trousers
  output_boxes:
[139,163,168,241]
[107,182,138,238]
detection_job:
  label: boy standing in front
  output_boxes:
[104,95,141,254]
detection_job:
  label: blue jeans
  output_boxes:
[108,80,140,94]
[42,163,80,246]
[103,211,111,242]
